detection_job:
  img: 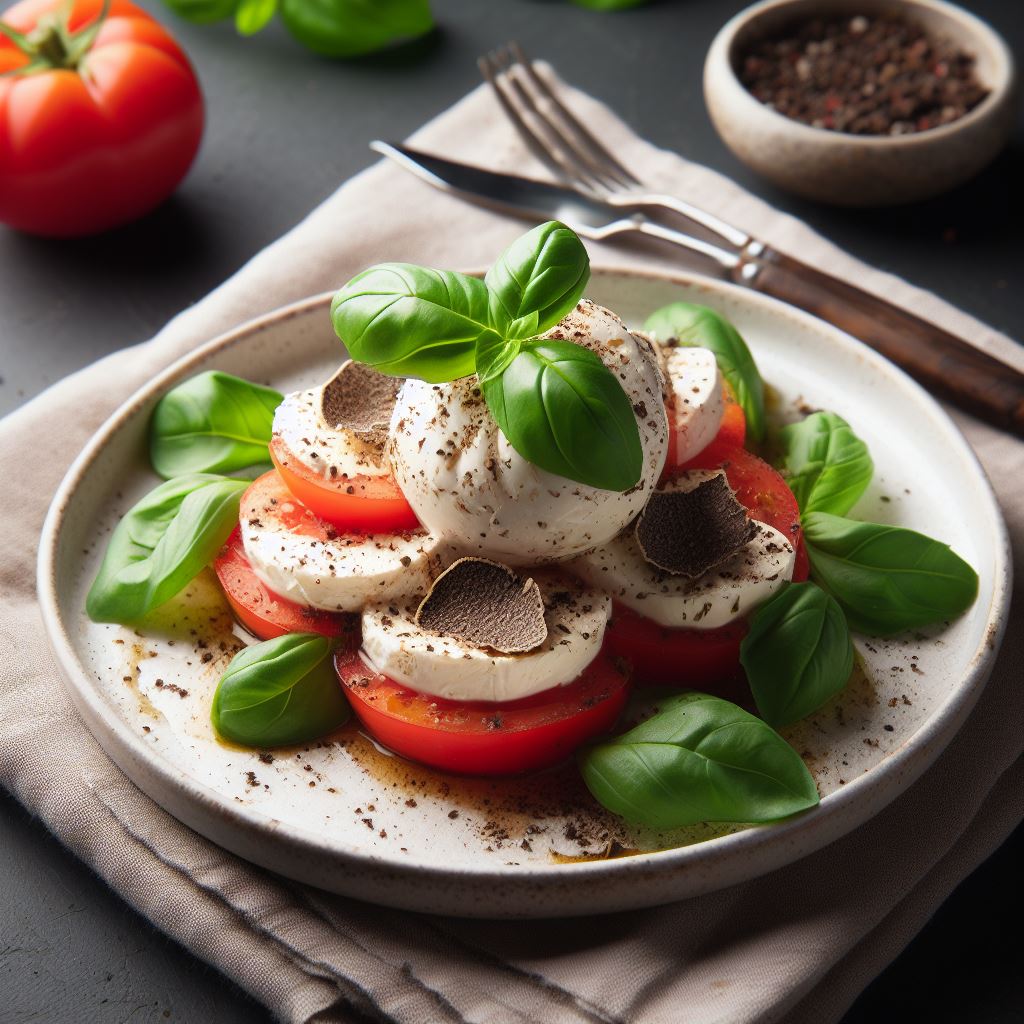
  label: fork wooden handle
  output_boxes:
[735,245,1024,437]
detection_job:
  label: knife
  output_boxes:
[372,140,1024,437]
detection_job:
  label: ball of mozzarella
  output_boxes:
[387,301,668,565]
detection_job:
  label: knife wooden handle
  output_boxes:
[735,245,1024,437]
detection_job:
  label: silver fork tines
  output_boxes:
[479,42,751,250]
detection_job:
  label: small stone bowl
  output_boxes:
[703,0,1018,206]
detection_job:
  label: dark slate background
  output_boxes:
[1,0,1021,1020]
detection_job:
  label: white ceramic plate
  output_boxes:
[38,268,1010,918]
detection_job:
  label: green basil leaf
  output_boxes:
[481,339,643,491]
[781,411,873,515]
[475,334,521,388]
[643,301,765,442]
[331,263,503,383]
[740,582,854,728]
[485,221,590,341]
[211,634,350,748]
[160,0,238,23]
[803,512,979,636]
[579,692,819,828]
[87,475,248,624]
[235,0,276,33]
[279,0,433,58]
[149,371,282,479]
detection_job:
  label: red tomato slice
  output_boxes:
[604,605,751,702]
[335,651,630,776]
[610,444,808,689]
[269,436,419,533]
[662,381,746,479]
[214,527,357,642]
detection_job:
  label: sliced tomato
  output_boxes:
[610,443,807,689]
[214,527,358,642]
[605,605,750,702]
[335,651,630,776]
[269,436,419,533]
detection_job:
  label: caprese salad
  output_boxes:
[87,222,979,832]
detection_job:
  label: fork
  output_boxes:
[478,42,1024,437]
[478,42,750,250]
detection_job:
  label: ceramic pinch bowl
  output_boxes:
[703,0,1018,206]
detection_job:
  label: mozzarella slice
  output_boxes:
[387,300,668,565]
[570,471,795,629]
[661,346,725,464]
[360,575,611,703]
[273,387,390,481]
[240,476,442,612]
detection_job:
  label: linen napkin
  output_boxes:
[2,70,1021,1024]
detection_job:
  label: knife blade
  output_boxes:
[370,140,741,269]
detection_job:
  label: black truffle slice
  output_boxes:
[635,474,758,578]
[415,558,548,654]
[319,360,402,446]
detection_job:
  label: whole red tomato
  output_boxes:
[0,0,203,236]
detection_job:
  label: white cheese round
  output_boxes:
[273,388,390,481]
[662,346,725,464]
[570,471,796,629]
[240,479,442,612]
[360,574,611,702]
[387,300,668,565]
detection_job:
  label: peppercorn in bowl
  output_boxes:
[704,0,1017,206]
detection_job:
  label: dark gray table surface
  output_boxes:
[1,0,1021,1021]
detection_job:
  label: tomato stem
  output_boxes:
[0,19,36,57]
[0,0,113,72]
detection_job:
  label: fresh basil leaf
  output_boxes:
[485,221,590,341]
[211,633,350,748]
[475,334,521,388]
[644,301,765,442]
[149,371,282,479]
[781,411,873,516]
[803,512,979,636]
[279,0,433,58]
[740,582,854,728]
[481,339,643,491]
[579,692,819,828]
[235,0,276,33]
[161,0,238,23]
[331,263,503,384]
[87,475,248,624]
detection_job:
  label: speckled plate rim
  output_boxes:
[37,267,1012,918]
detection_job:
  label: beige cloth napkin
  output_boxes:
[2,72,1022,1024]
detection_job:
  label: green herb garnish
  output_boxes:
[331,221,644,491]
[781,411,873,516]
[149,371,282,479]
[578,692,819,828]
[803,512,979,636]
[211,633,350,747]
[740,582,854,728]
[87,474,247,624]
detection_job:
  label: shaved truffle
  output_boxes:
[635,475,757,578]
[319,360,402,446]
[415,558,548,654]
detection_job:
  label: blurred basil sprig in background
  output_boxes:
[161,0,652,57]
